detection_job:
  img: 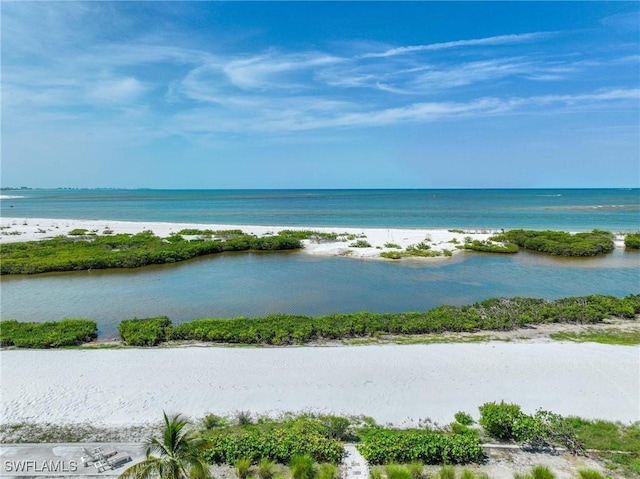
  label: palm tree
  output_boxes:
[119,412,212,479]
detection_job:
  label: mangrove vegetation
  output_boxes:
[0,230,302,275]
[3,294,636,348]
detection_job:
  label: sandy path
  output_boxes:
[1,343,637,426]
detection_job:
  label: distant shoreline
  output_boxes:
[0,216,504,260]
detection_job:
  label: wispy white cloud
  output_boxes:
[3,2,638,144]
[359,32,554,59]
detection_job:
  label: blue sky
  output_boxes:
[2,2,639,189]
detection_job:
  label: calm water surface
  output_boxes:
[2,249,638,339]
[2,189,638,338]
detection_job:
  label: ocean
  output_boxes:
[1,188,639,338]
[2,188,639,231]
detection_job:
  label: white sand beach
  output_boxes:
[0,217,502,259]
[0,217,628,260]
[1,342,638,427]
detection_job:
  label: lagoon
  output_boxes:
[2,248,637,339]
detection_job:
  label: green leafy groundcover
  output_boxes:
[625,233,640,250]
[0,319,97,348]
[202,418,344,464]
[0,231,302,275]
[119,294,639,346]
[357,428,484,464]
[490,229,615,256]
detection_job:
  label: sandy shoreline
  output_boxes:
[1,342,638,427]
[0,216,507,260]
[1,217,628,261]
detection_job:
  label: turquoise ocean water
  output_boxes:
[2,188,639,230]
[1,189,639,338]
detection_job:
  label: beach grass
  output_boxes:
[550,327,640,345]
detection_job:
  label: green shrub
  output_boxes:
[236,458,252,479]
[118,317,171,346]
[319,415,351,440]
[478,401,522,441]
[490,229,614,256]
[454,412,475,426]
[384,243,402,249]
[203,418,343,464]
[203,414,228,430]
[513,410,584,454]
[463,239,518,254]
[68,228,88,236]
[351,240,371,248]
[0,232,301,275]
[236,411,253,426]
[625,233,640,250]
[177,228,215,236]
[380,251,403,259]
[290,455,315,479]
[357,427,484,465]
[0,319,97,348]
[148,293,640,346]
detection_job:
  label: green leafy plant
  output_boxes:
[478,401,522,441]
[0,319,97,348]
[625,233,640,249]
[490,229,614,257]
[118,317,171,346]
[119,412,212,479]
[454,412,475,426]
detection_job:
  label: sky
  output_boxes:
[1,1,639,189]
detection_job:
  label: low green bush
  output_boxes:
[351,240,372,248]
[478,401,522,441]
[118,317,171,346]
[0,231,301,275]
[625,233,640,250]
[357,427,484,465]
[463,240,518,254]
[490,230,614,256]
[203,418,343,464]
[0,319,97,348]
[454,412,475,426]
